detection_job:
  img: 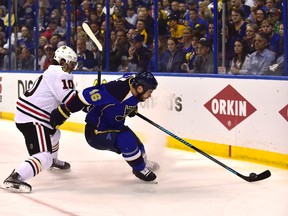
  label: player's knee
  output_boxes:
[50,129,61,145]
[33,151,53,170]
[116,130,137,151]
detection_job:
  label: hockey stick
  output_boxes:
[136,113,271,182]
[82,22,103,52]
[82,22,102,84]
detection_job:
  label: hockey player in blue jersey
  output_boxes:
[50,71,159,182]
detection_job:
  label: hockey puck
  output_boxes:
[249,173,257,179]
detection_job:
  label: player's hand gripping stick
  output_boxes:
[50,104,71,128]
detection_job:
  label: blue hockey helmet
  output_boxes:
[132,72,158,91]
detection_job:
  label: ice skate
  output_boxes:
[2,170,31,193]
[50,158,71,172]
[133,167,157,182]
[146,160,160,172]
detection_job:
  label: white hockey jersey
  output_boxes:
[14,65,77,129]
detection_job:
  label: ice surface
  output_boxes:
[0,119,287,216]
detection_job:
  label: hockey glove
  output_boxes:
[82,105,94,113]
[50,104,71,129]
[128,106,138,117]
[269,63,278,72]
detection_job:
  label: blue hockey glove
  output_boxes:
[50,104,71,129]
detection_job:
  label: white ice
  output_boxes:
[0,119,287,216]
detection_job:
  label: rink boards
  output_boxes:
[0,72,287,169]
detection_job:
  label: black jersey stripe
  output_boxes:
[19,97,50,116]
[16,107,51,125]
[62,90,76,104]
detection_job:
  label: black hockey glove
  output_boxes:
[50,104,71,129]
[128,106,138,117]
[82,105,94,113]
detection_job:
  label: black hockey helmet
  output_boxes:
[132,71,158,92]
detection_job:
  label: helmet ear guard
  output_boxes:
[132,71,158,92]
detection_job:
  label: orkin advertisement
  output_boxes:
[0,72,287,161]
[279,104,288,122]
[204,84,257,130]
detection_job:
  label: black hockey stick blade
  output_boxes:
[136,113,272,182]
[238,170,271,182]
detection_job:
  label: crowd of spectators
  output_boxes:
[0,0,285,75]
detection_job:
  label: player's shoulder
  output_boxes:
[103,75,132,101]
[106,73,133,87]
[43,65,61,74]
[43,65,73,78]
[118,73,136,81]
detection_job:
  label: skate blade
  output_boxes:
[1,182,31,193]
[143,179,158,184]
[149,180,158,184]
[49,167,71,172]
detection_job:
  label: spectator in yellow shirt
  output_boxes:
[135,19,153,48]
[168,14,186,42]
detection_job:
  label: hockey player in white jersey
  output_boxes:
[2,45,78,193]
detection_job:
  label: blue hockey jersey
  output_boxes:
[78,75,138,132]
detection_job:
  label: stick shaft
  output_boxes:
[136,113,239,173]
[136,113,271,182]
[82,22,102,84]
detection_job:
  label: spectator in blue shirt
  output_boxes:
[247,32,275,75]
[185,8,208,31]
[17,26,34,54]
[261,18,281,57]
[227,8,248,63]
[76,38,97,71]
